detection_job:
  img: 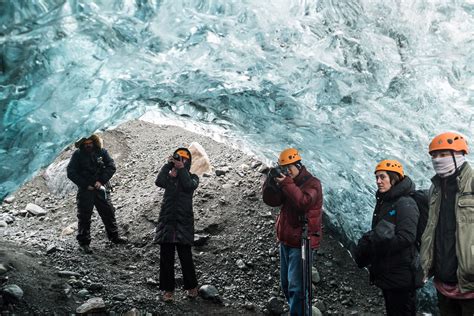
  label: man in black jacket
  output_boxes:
[67,134,126,254]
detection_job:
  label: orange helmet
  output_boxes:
[375,159,404,178]
[429,132,468,155]
[278,148,302,166]
[175,149,190,160]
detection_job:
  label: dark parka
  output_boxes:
[67,134,116,189]
[362,176,420,289]
[155,148,199,246]
[262,166,323,249]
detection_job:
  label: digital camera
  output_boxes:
[268,165,288,178]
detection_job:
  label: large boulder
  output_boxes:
[188,142,211,176]
[43,159,76,197]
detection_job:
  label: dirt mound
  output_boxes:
[0,120,384,315]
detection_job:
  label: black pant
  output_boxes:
[76,189,118,245]
[159,243,198,292]
[382,288,416,316]
[438,291,474,316]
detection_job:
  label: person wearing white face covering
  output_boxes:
[420,132,474,316]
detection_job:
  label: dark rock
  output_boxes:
[57,270,81,278]
[87,283,104,292]
[194,234,210,247]
[266,296,285,315]
[199,284,220,301]
[113,294,127,301]
[1,284,24,303]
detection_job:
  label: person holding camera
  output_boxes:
[155,147,199,302]
[262,148,323,316]
[67,134,127,254]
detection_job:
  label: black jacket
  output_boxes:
[154,149,199,246]
[67,145,116,190]
[356,176,419,289]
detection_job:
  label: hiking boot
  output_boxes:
[162,291,174,302]
[111,236,128,244]
[79,244,93,254]
[186,287,199,298]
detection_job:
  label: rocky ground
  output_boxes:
[0,120,386,315]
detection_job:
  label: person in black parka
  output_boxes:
[155,147,199,302]
[354,159,419,316]
[67,134,127,254]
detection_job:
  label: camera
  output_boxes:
[172,153,181,161]
[268,165,288,179]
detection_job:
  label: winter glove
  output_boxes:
[354,230,375,268]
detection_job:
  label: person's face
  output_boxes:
[286,164,300,179]
[430,150,451,159]
[83,140,94,152]
[375,170,392,193]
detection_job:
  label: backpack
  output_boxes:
[409,189,429,251]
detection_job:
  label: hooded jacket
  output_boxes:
[262,166,323,249]
[154,148,199,246]
[367,176,419,289]
[420,162,474,293]
[67,134,116,190]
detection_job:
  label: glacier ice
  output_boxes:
[1,1,473,311]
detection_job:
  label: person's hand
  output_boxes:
[173,159,184,169]
[274,173,286,184]
[87,185,95,191]
[167,156,174,163]
[94,181,102,189]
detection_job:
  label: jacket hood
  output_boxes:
[378,175,416,202]
[75,134,103,150]
[173,147,192,170]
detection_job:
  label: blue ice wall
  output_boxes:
[1,2,473,310]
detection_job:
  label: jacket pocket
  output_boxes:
[456,196,474,285]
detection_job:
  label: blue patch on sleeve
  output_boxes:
[389,210,396,216]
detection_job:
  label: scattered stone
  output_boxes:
[266,296,285,315]
[0,220,7,228]
[58,270,81,278]
[26,203,47,216]
[46,244,59,254]
[146,278,158,286]
[194,234,210,247]
[312,306,323,316]
[315,301,327,313]
[78,289,90,297]
[87,283,104,292]
[3,196,15,203]
[198,284,220,301]
[222,183,232,190]
[113,293,127,301]
[312,267,320,284]
[60,224,76,236]
[0,264,8,275]
[76,297,106,314]
[1,284,24,303]
[1,214,14,224]
[123,308,140,316]
[215,168,228,176]
[236,259,246,269]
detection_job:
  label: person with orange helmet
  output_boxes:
[420,132,474,315]
[262,148,323,316]
[155,147,199,302]
[354,159,420,316]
